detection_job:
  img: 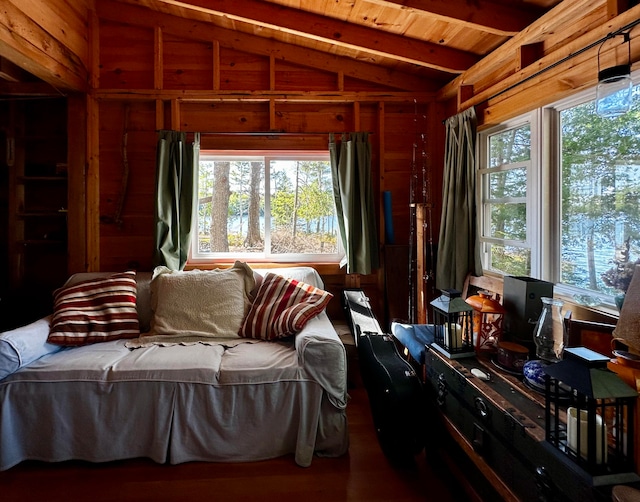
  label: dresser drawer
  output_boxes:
[425,347,609,502]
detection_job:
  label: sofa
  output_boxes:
[0,264,348,470]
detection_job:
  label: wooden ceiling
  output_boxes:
[109,0,564,91]
[2,0,636,103]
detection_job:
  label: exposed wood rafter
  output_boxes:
[370,0,542,36]
[97,0,437,91]
[1,0,624,114]
[120,0,480,73]
[0,0,88,91]
[438,0,604,101]
[0,81,62,96]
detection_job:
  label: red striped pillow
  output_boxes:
[47,271,140,345]
[240,273,333,340]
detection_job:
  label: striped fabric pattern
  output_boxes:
[48,271,140,345]
[240,272,333,340]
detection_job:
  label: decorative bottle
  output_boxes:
[533,297,567,362]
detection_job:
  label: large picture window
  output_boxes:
[558,86,640,299]
[191,151,343,263]
[478,75,640,307]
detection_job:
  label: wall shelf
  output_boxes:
[17,176,67,183]
[5,98,68,327]
[18,240,66,246]
[17,211,67,217]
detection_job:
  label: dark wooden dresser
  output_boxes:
[425,347,633,502]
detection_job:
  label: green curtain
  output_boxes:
[153,130,200,270]
[329,132,379,275]
[436,108,482,291]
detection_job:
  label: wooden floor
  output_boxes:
[0,386,467,502]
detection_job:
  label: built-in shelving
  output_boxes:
[4,98,68,328]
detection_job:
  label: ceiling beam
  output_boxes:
[0,80,62,96]
[97,0,439,92]
[0,0,88,92]
[94,89,435,102]
[370,0,542,36]
[0,57,30,82]
[136,0,480,73]
[476,4,640,126]
[437,0,603,102]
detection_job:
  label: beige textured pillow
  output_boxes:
[613,265,640,353]
[148,261,255,340]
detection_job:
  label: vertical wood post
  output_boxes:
[416,203,428,324]
[67,94,87,274]
[86,93,100,271]
[154,26,163,90]
[213,40,220,91]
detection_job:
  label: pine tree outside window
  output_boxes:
[191,151,344,263]
[477,71,640,307]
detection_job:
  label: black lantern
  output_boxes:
[430,289,474,359]
[543,347,639,485]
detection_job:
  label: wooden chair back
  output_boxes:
[563,313,616,357]
[462,274,504,302]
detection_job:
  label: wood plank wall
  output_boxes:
[84,13,440,323]
[6,2,637,324]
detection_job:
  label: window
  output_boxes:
[192,151,343,263]
[477,114,539,277]
[558,86,640,299]
[478,74,640,306]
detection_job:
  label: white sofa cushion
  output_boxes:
[0,316,62,380]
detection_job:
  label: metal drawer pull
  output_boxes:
[474,397,489,419]
[437,373,448,406]
[535,466,556,501]
[472,423,485,454]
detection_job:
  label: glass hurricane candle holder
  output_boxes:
[533,297,567,363]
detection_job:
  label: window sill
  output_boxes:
[555,292,619,324]
[185,260,345,276]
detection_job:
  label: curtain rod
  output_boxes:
[183,131,373,136]
[448,16,640,121]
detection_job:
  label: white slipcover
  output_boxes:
[0,267,348,470]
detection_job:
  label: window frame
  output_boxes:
[189,149,345,265]
[477,70,640,309]
[477,111,542,278]
[544,77,640,304]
